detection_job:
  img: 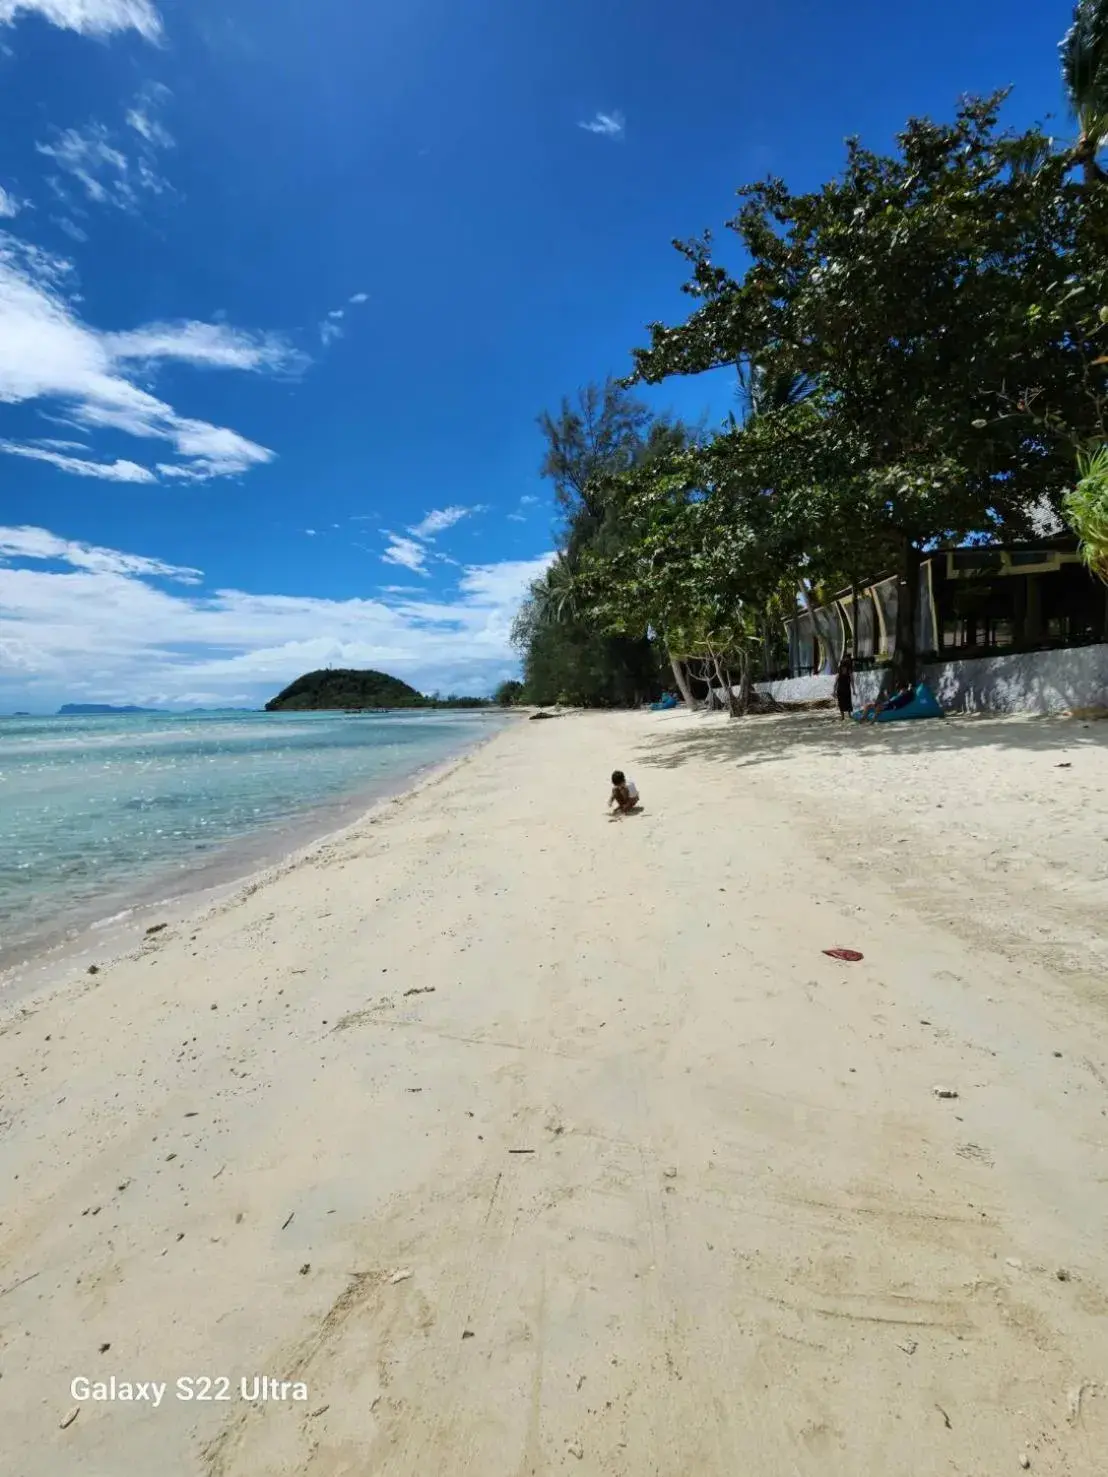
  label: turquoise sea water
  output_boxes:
[0,709,501,967]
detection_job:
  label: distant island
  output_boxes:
[264,668,491,712]
[57,703,160,716]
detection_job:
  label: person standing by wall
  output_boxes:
[835,654,855,720]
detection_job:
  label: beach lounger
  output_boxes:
[854,681,943,723]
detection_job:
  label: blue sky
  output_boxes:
[0,0,1076,710]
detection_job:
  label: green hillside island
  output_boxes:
[264,668,491,712]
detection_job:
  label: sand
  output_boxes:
[1,707,1107,1476]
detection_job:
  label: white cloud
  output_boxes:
[0,232,278,480]
[0,0,161,39]
[0,524,553,707]
[0,185,23,218]
[520,494,539,506]
[102,320,304,374]
[456,557,553,607]
[0,525,201,581]
[126,101,172,150]
[55,217,88,243]
[37,123,160,212]
[407,505,477,539]
[304,528,317,536]
[0,439,156,480]
[380,535,428,575]
[317,292,368,345]
[508,512,525,522]
[578,110,625,139]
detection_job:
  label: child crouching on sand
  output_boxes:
[609,770,640,815]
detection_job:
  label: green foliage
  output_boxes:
[538,378,655,527]
[264,669,490,711]
[634,97,1108,523]
[512,380,681,708]
[520,84,1108,706]
[1065,444,1108,580]
[1062,0,1108,180]
[624,95,1108,678]
[493,679,525,707]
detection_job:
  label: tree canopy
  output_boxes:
[511,25,1108,707]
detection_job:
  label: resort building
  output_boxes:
[768,536,1108,714]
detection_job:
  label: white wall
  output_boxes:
[754,671,884,706]
[755,643,1108,715]
[927,643,1108,715]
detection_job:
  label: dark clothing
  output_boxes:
[835,673,853,715]
[884,685,915,712]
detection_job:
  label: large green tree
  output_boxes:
[574,413,818,712]
[512,380,682,707]
[629,96,1108,678]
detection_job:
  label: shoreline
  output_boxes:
[0,717,514,1013]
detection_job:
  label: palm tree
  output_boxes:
[529,556,579,626]
[1061,0,1108,183]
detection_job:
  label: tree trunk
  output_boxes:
[668,653,696,710]
[735,648,753,715]
[893,535,921,687]
[707,646,741,718]
[724,660,742,718]
[850,581,859,660]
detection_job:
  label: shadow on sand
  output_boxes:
[636,707,1108,773]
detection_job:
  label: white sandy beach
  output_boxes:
[1,707,1107,1476]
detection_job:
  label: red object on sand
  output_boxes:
[823,948,864,962]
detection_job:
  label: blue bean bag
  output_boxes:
[855,681,943,723]
[650,693,679,711]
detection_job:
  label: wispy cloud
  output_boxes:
[0,524,556,707]
[38,90,173,215]
[318,292,367,347]
[0,185,23,218]
[54,217,88,243]
[102,320,306,374]
[507,492,542,523]
[380,535,429,575]
[578,110,625,139]
[0,0,162,40]
[0,439,157,481]
[0,232,283,481]
[407,505,477,539]
[126,86,173,149]
[37,123,168,212]
[0,525,200,581]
